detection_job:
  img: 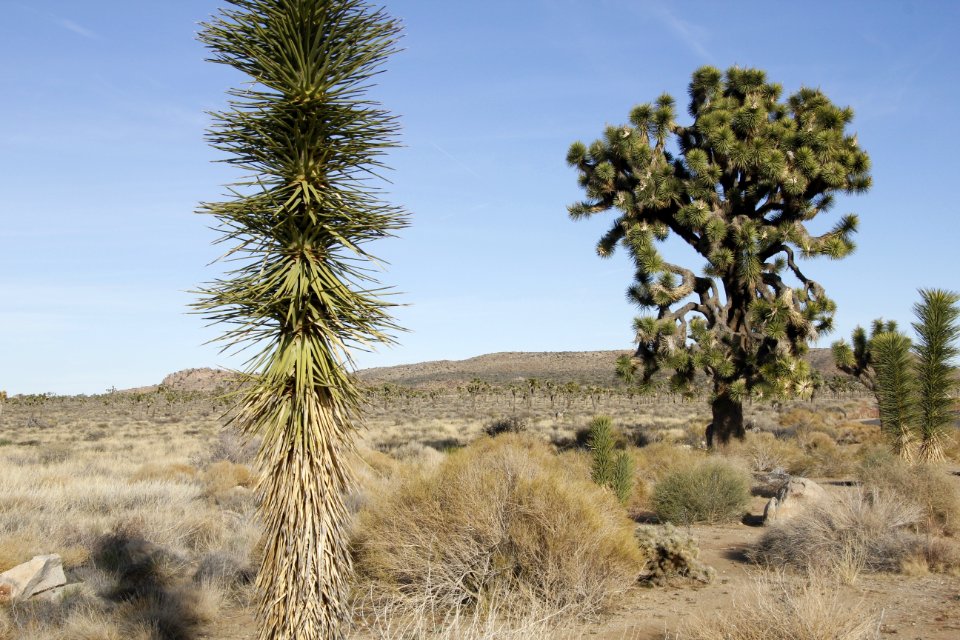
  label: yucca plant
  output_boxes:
[912,289,960,463]
[196,2,404,639]
[588,415,616,486]
[872,331,915,461]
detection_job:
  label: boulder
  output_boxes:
[0,554,66,600]
[763,477,827,525]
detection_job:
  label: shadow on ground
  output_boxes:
[94,530,204,640]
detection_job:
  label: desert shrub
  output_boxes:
[681,573,879,640]
[631,442,704,482]
[353,434,644,618]
[388,442,444,467]
[801,431,851,477]
[201,461,254,497]
[749,488,924,578]
[652,459,750,525]
[778,408,828,432]
[37,443,72,465]
[0,535,39,573]
[193,551,255,589]
[483,416,527,437]
[635,524,714,585]
[130,462,198,484]
[912,537,960,575]
[728,431,806,474]
[197,429,259,466]
[857,453,960,536]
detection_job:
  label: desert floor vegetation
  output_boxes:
[0,386,958,638]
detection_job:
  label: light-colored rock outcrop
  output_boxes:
[763,477,827,525]
[0,554,66,600]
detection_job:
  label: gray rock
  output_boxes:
[763,477,827,525]
[0,554,66,600]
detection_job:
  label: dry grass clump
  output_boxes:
[680,572,880,640]
[631,442,705,481]
[728,431,806,473]
[652,459,751,525]
[201,461,254,497]
[749,488,925,580]
[799,431,851,477]
[130,462,198,484]
[352,434,645,620]
[856,450,960,536]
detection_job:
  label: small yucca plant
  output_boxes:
[588,415,616,486]
[912,289,960,463]
[196,2,404,639]
[872,331,915,461]
[611,450,634,505]
[587,415,633,504]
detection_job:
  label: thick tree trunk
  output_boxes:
[707,389,745,447]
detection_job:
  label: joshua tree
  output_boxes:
[196,2,404,639]
[831,318,900,392]
[568,66,870,445]
[911,289,960,462]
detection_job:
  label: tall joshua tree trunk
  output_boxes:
[197,2,404,639]
[707,385,744,447]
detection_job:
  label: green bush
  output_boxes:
[652,459,750,525]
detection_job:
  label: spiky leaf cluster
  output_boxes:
[831,318,899,391]
[872,331,915,460]
[912,289,960,462]
[569,66,870,400]
[196,2,404,639]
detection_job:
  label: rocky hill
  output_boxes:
[144,348,846,393]
[358,348,845,389]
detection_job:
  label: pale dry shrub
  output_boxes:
[0,535,40,572]
[635,524,714,585]
[130,463,198,484]
[652,459,751,525]
[354,587,565,640]
[680,572,879,640]
[389,442,444,467]
[908,537,960,575]
[201,461,254,497]
[857,451,960,536]
[728,431,806,473]
[800,431,852,477]
[750,488,924,579]
[353,434,644,618]
[778,408,828,433]
[631,442,704,481]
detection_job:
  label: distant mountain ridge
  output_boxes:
[143,348,845,393]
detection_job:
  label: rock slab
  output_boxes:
[0,554,66,600]
[763,477,827,525]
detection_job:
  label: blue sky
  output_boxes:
[2,1,958,395]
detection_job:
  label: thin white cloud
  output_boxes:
[430,142,484,180]
[57,18,99,40]
[645,2,713,62]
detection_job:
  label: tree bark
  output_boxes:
[707,388,745,447]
